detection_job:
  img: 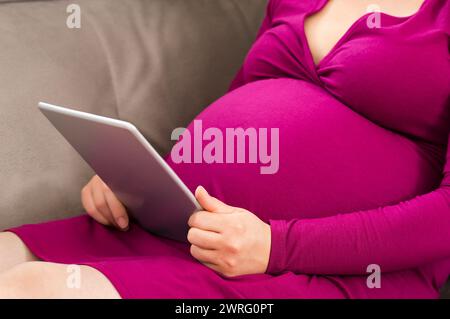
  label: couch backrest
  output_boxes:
[0,0,266,228]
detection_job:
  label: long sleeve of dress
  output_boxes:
[267,134,450,275]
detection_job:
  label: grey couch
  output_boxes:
[0,0,448,298]
[0,0,266,227]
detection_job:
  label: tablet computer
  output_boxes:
[38,102,200,242]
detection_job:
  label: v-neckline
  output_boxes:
[302,0,430,70]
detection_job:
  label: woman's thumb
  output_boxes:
[195,186,232,213]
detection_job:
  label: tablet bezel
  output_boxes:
[38,101,200,241]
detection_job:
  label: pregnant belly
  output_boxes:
[167,78,441,221]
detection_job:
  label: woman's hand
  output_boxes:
[81,175,129,231]
[188,186,271,277]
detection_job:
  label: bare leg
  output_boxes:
[0,232,38,274]
[0,261,121,299]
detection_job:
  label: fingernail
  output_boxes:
[195,185,207,197]
[117,217,128,230]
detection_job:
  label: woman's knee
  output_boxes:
[0,232,38,274]
[0,262,44,298]
[0,261,120,299]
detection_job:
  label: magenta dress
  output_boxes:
[8,0,450,298]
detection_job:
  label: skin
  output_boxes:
[81,175,129,231]
[81,177,272,277]
[188,186,271,277]
[0,0,425,298]
[305,0,425,65]
[0,232,120,298]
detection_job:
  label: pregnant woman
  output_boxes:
[0,0,449,298]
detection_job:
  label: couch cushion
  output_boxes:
[0,0,117,229]
[83,0,267,155]
[0,0,265,229]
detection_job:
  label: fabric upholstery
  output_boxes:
[0,0,265,228]
[0,0,447,297]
